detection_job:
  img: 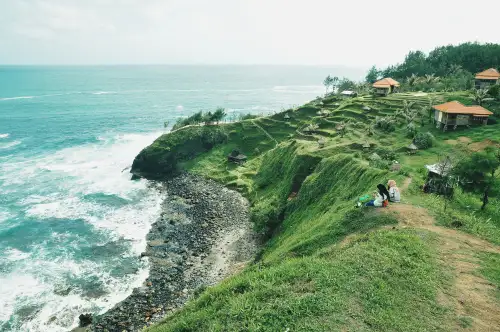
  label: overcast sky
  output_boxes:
[1,0,499,67]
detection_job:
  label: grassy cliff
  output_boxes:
[131,92,500,331]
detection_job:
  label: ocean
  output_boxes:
[0,65,363,331]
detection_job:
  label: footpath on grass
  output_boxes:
[348,178,500,332]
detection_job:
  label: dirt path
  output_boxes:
[385,203,500,332]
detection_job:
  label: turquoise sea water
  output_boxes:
[0,65,362,331]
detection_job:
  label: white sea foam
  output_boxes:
[4,248,31,262]
[0,96,34,101]
[0,131,164,331]
[0,208,13,223]
[91,91,115,95]
[0,133,9,139]
[0,140,21,149]
[0,274,45,322]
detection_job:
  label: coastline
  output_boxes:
[77,174,258,332]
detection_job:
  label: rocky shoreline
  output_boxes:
[75,174,258,332]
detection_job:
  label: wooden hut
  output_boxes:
[341,90,357,98]
[284,113,291,121]
[407,143,418,155]
[372,78,400,96]
[433,101,493,131]
[227,149,247,164]
[390,161,401,172]
[475,68,500,89]
[317,138,326,148]
[424,158,454,196]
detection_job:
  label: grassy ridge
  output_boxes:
[132,91,500,331]
[147,229,449,332]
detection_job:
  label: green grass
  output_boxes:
[133,91,500,332]
[147,229,451,332]
[478,252,500,299]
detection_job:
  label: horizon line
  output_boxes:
[0,63,370,68]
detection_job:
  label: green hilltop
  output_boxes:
[131,46,500,331]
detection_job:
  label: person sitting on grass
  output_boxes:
[387,180,401,203]
[365,184,390,207]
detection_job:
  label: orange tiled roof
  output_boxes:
[475,68,500,80]
[433,101,493,116]
[373,78,400,88]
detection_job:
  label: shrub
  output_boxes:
[487,84,500,100]
[374,116,396,133]
[239,113,259,121]
[374,147,396,161]
[406,123,417,138]
[370,159,390,170]
[398,166,411,177]
[413,132,434,149]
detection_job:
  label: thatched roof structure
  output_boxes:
[407,143,418,150]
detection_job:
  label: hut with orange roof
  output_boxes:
[372,78,400,96]
[475,68,500,89]
[433,101,493,131]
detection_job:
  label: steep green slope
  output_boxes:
[131,91,500,331]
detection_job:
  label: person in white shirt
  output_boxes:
[365,184,390,207]
[387,180,401,203]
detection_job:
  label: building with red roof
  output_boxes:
[433,101,493,131]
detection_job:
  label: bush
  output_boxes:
[487,84,500,100]
[374,116,396,133]
[398,166,411,177]
[406,123,417,138]
[374,147,396,161]
[413,132,434,149]
[370,159,390,170]
[239,113,259,121]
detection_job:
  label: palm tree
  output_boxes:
[424,74,436,84]
[398,100,417,124]
[448,64,462,75]
[332,76,340,93]
[323,75,334,95]
[427,96,437,123]
[212,107,226,124]
[471,89,494,106]
[406,74,419,88]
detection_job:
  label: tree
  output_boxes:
[398,100,418,124]
[426,96,437,123]
[332,76,340,92]
[487,84,500,100]
[471,89,494,106]
[381,42,500,79]
[365,66,379,83]
[336,77,356,93]
[204,111,213,125]
[212,107,226,124]
[323,75,334,95]
[454,148,500,210]
[435,155,458,211]
[406,74,419,89]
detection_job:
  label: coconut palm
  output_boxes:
[426,96,437,122]
[212,107,227,124]
[406,74,419,87]
[323,75,334,95]
[424,74,437,84]
[397,100,418,124]
[471,89,494,106]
